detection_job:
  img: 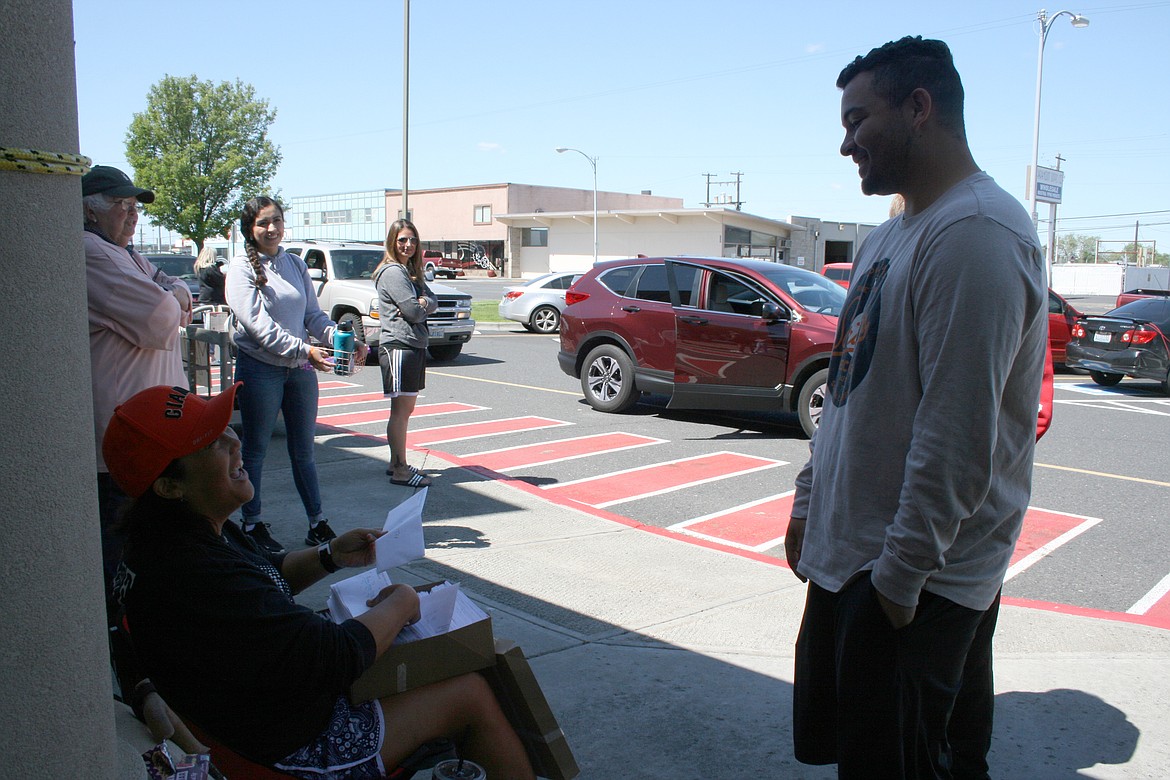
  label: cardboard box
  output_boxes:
[485,639,580,780]
[348,583,495,703]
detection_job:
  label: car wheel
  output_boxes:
[581,344,638,413]
[530,305,561,334]
[1089,370,1124,387]
[338,312,375,365]
[797,368,829,439]
[428,344,463,362]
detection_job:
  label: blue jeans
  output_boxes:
[236,351,322,523]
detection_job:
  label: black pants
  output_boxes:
[793,574,1000,779]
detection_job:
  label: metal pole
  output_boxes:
[1029,9,1089,284]
[1029,9,1047,237]
[555,147,598,264]
[401,0,409,220]
[592,160,598,264]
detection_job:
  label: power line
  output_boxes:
[1048,209,1170,221]
[1054,220,1170,234]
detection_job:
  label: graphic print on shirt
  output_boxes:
[827,257,890,406]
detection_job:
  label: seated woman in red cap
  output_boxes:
[104,383,533,780]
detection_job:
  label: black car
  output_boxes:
[144,253,200,303]
[1066,297,1170,393]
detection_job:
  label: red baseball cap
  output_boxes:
[103,383,241,498]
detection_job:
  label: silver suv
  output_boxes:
[283,240,475,361]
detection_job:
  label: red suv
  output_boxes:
[558,257,845,437]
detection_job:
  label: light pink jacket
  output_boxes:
[86,232,192,471]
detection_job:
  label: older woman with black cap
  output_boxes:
[83,164,194,584]
[105,383,533,780]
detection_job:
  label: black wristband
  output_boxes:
[318,542,339,573]
[130,679,157,722]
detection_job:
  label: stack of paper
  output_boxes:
[393,581,486,644]
[327,568,393,622]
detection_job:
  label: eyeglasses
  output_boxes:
[110,198,143,214]
[396,237,418,245]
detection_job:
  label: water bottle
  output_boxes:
[332,321,355,375]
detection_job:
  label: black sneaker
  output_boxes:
[243,522,286,554]
[305,519,337,546]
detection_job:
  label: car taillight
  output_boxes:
[1122,328,1157,345]
[1071,323,1086,339]
[565,291,590,306]
[503,291,524,301]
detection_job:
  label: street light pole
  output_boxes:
[556,147,598,264]
[401,0,410,220]
[1029,8,1088,281]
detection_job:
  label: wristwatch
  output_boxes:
[317,542,339,573]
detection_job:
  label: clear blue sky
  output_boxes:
[73,0,1170,247]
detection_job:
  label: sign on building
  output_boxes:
[1028,165,1065,205]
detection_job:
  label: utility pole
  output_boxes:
[702,172,745,210]
[1134,220,1141,266]
[1047,153,1063,268]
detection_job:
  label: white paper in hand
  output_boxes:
[375,486,427,572]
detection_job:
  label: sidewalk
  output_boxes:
[279,447,1170,779]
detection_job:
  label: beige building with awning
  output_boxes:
[496,206,806,277]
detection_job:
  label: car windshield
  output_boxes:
[757,265,847,315]
[151,256,195,280]
[333,250,384,280]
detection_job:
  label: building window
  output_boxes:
[521,227,548,247]
[364,208,373,222]
[303,213,310,226]
[322,209,350,224]
[474,205,492,225]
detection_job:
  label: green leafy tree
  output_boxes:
[125,75,281,252]
[1056,233,1099,264]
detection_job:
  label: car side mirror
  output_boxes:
[307,268,325,281]
[760,301,787,321]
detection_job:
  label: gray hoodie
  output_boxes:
[373,261,437,349]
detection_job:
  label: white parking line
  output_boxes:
[1055,397,1170,416]
[1003,514,1103,582]
[1128,572,1170,615]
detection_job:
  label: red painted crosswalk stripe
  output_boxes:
[1004,507,1102,581]
[462,433,666,472]
[407,417,571,446]
[318,402,486,428]
[671,493,795,551]
[319,391,387,407]
[318,380,362,390]
[543,452,785,508]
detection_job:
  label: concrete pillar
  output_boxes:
[0,1,117,777]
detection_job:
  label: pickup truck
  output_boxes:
[1116,289,1170,308]
[423,250,484,280]
[283,240,475,361]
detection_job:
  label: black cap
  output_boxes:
[81,165,155,203]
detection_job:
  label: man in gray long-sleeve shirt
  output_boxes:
[784,37,1046,779]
